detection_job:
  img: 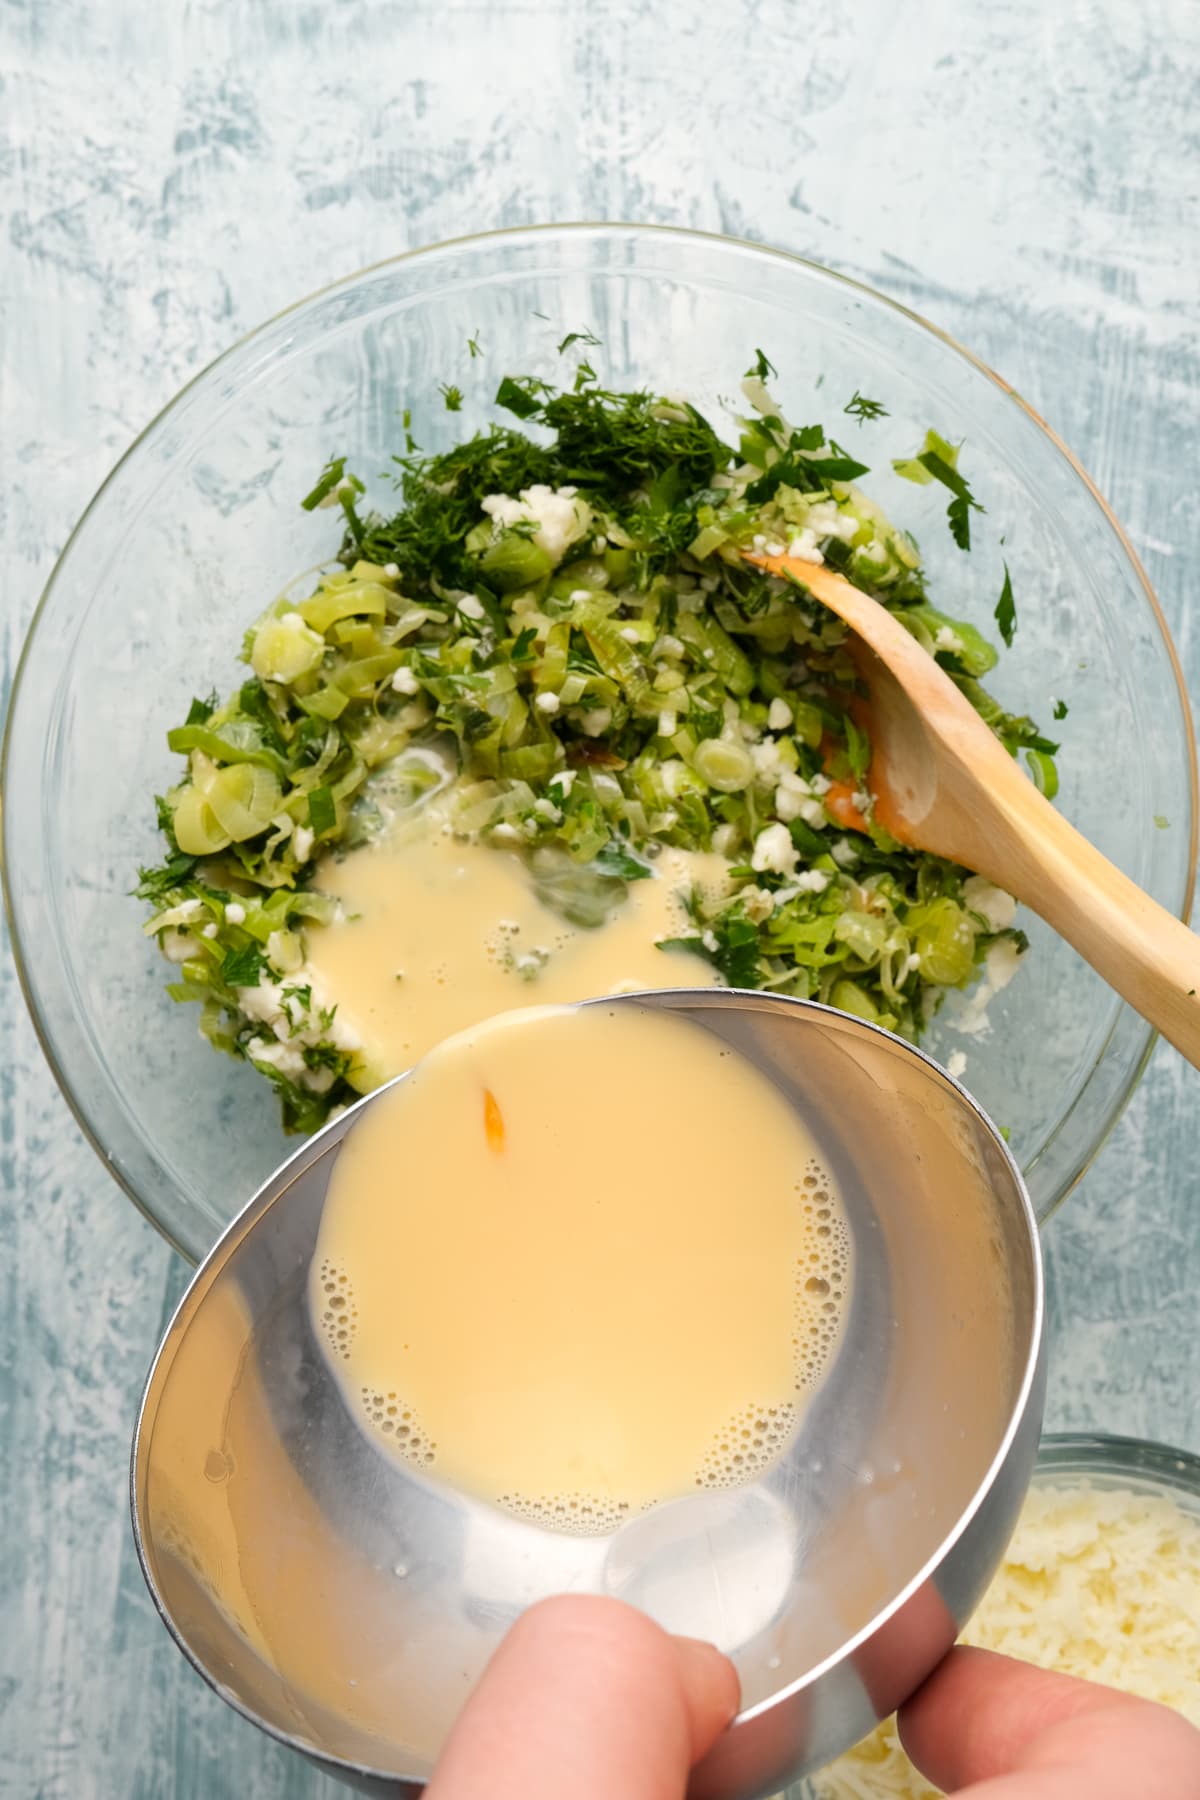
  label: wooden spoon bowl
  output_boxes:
[748,552,1200,1069]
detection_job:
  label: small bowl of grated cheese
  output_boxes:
[790,1431,1200,1798]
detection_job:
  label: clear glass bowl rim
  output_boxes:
[1035,1430,1200,1500]
[3,220,1196,1263]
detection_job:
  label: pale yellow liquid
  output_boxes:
[313,1003,852,1534]
[304,807,726,1076]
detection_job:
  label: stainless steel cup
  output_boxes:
[132,990,1044,1797]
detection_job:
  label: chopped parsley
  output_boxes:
[844,391,889,422]
[894,429,985,551]
[994,563,1016,648]
[221,942,267,989]
[662,906,762,989]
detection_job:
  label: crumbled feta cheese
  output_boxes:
[224,902,246,925]
[383,562,400,579]
[281,610,308,633]
[751,738,789,784]
[391,666,419,695]
[934,624,965,654]
[795,869,830,894]
[533,798,562,823]
[619,626,640,644]
[953,938,1027,1036]
[579,707,612,737]
[752,822,798,876]
[986,936,1025,991]
[766,697,793,731]
[593,534,608,551]
[535,691,561,715]
[852,790,872,814]
[786,528,824,565]
[658,709,677,738]
[655,634,685,660]
[752,533,767,550]
[491,823,521,843]
[202,922,218,939]
[246,1035,307,1079]
[239,969,361,1055]
[741,886,776,923]
[905,951,922,973]
[946,1050,968,1080]
[712,823,739,858]
[480,484,590,566]
[458,594,485,620]
[569,588,592,603]
[773,770,812,822]
[160,930,193,964]
[805,502,859,544]
[773,773,825,830]
[701,929,719,954]
[829,837,857,868]
[765,539,785,557]
[293,826,314,863]
[963,875,1018,932]
[809,772,832,796]
[549,770,576,796]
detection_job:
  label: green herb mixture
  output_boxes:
[138,353,1056,1131]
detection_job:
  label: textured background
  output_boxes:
[1,2,1197,1794]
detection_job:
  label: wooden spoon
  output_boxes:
[746,550,1200,1068]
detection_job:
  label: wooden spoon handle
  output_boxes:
[742,549,1200,1063]
[987,774,1200,1069]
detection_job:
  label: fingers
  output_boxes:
[669,1633,745,1766]
[426,1595,740,1800]
[898,1647,1200,1800]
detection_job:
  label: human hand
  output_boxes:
[900,1644,1200,1798]
[425,1594,739,1800]
[426,1597,1200,1800]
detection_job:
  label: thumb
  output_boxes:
[426,1595,740,1800]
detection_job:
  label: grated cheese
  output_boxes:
[801,1480,1200,1798]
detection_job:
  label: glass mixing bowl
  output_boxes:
[787,1430,1200,1796]
[1033,1432,1200,1512]
[3,225,1195,1263]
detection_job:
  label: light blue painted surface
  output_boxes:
[1,2,1197,1793]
